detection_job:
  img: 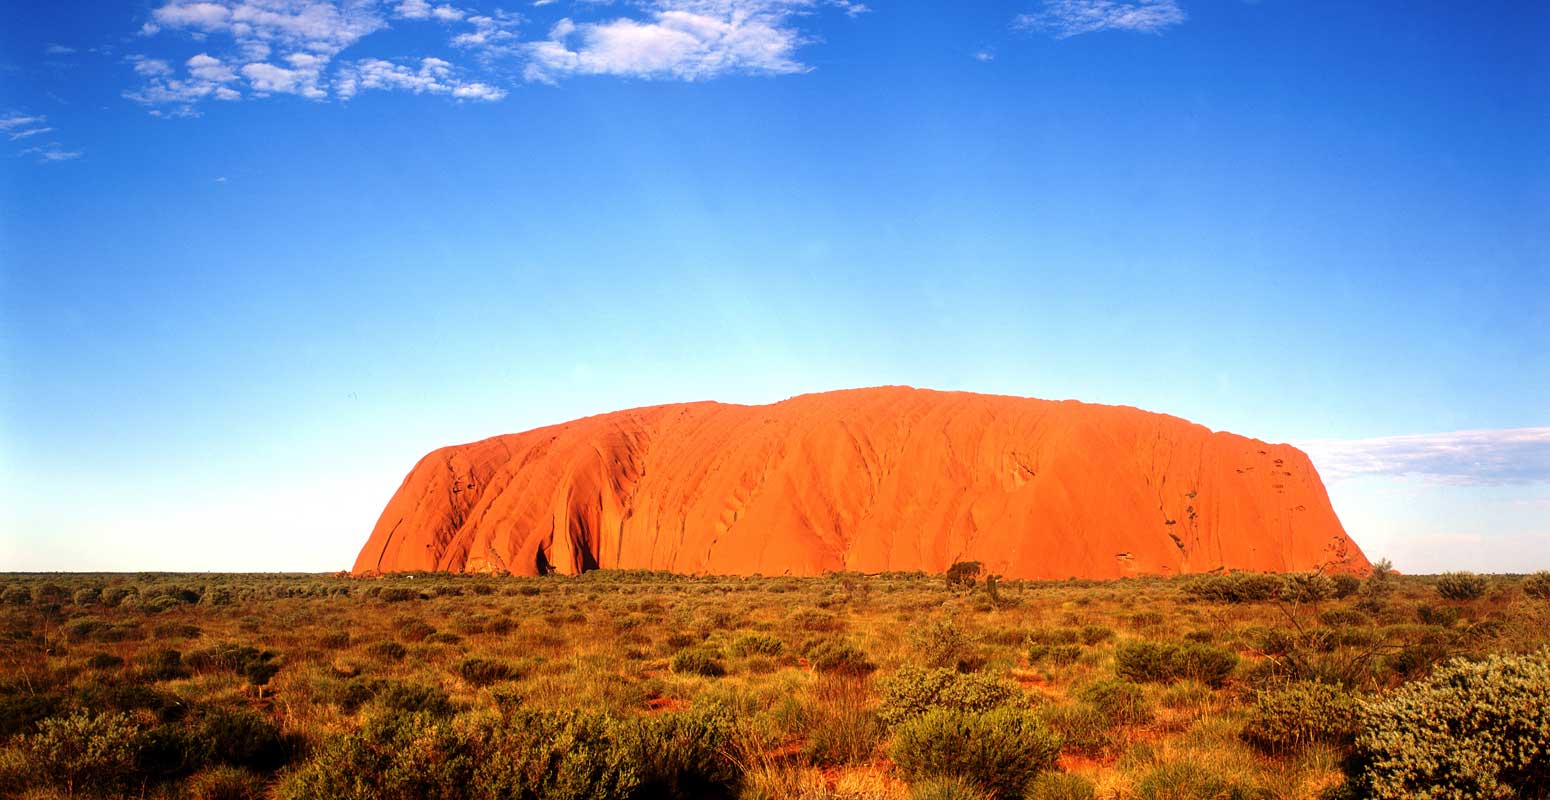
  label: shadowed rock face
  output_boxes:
[354,387,1368,579]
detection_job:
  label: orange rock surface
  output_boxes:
[354,387,1368,579]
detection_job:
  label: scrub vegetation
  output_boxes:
[2,566,1549,799]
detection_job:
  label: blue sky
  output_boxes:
[2,0,1546,573]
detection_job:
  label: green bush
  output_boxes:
[890,707,1060,799]
[1115,641,1238,687]
[1076,677,1153,725]
[1350,651,1550,799]
[618,706,737,797]
[913,616,977,671]
[1241,681,1358,754]
[1435,572,1489,601]
[1330,573,1362,599]
[878,665,1024,726]
[199,707,294,771]
[20,710,141,796]
[1183,572,1282,603]
[1281,573,1336,604]
[280,708,647,800]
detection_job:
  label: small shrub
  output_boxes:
[909,776,991,800]
[367,641,408,662]
[86,653,125,670]
[1134,761,1269,800]
[805,639,875,676]
[1076,677,1153,725]
[1027,643,1082,666]
[1241,681,1358,754]
[1026,772,1097,800]
[1038,704,1110,757]
[185,765,270,800]
[1281,573,1336,604]
[1435,572,1488,601]
[879,665,1024,726]
[137,648,190,681]
[1078,624,1115,645]
[1319,608,1368,627]
[729,633,784,657]
[670,649,726,677]
[1350,651,1550,799]
[891,707,1060,799]
[1523,572,1550,601]
[1416,604,1461,626]
[789,608,844,632]
[457,657,518,686]
[397,619,437,642]
[319,631,351,649]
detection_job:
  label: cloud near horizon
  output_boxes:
[1299,427,1550,485]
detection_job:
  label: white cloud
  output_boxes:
[8,127,54,140]
[188,52,240,83]
[335,56,506,100]
[242,54,329,97]
[4,112,81,163]
[1015,0,1186,38]
[394,0,465,21]
[974,49,994,61]
[21,143,83,162]
[451,11,523,54]
[46,44,77,55]
[150,0,388,54]
[125,53,244,109]
[522,0,816,83]
[0,114,46,130]
[1300,427,1550,486]
[394,0,433,17]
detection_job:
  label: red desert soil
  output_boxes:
[354,387,1368,579]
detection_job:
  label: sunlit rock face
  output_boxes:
[354,387,1368,579]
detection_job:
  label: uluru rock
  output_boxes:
[354,387,1368,579]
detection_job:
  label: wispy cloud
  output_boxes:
[21,143,84,163]
[3,113,81,163]
[1015,0,1186,38]
[1300,427,1550,485]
